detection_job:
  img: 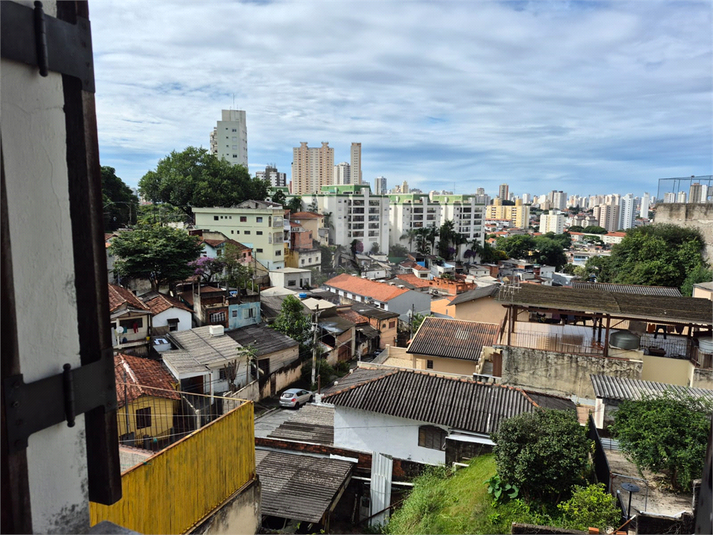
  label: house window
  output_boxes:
[217,249,223,256]
[119,318,142,331]
[244,308,255,319]
[287,280,297,287]
[275,250,281,256]
[256,248,263,253]
[418,425,446,450]
[219,368,227,380]
[167,318,179,332]
[389,320,396,329]
[136,407,151,430]
[426,360,434,369]
[231,310,238,318]
[214,216,219,221]
[240,216,247,222]
[210,312,226,323]
[256,231,263,235]
[244,231,251,235]
[256,217,263,223]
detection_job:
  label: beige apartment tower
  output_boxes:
[350,142,362,185]
[291,142,334,195]
[209,110,248,168]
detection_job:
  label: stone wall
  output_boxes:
[654,203,713,260]
[501,346,643,400]
[691,366,713,389]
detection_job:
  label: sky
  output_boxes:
[90,0,712,198]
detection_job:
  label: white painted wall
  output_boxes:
[152,308,193,332]
[332,406,446,465]
[2,16,90,531]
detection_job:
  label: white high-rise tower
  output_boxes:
[209,110,248,168]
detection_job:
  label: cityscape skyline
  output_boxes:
[91,1,711,195]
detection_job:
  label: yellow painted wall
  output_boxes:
[448,297,506,324]
[430,297,452,316]
[640,354,691,386]
[91,401,256,534]
[412,354,477,375]
[116,396,178,440]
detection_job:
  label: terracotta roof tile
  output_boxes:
[114,353,180,407]
[108,284,150,313]
[396,274,430,288]
[323,274,410,303]
[141,292,192,315]
[291,212,323,220]
[337,309,369,325]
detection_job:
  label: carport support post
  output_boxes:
[604,315,611,358]
[311,305,320,389]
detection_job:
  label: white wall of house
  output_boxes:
[270,268,312,290]
[332,406,447,465]
[152,308,193,332]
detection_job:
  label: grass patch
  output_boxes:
[386,454,529,535]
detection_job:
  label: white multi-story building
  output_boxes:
[256,165,286,187]
[498,183,509,201]
[663,192,676,203]
[619,193,635,230]
[350,143,362,185]
[677,191,687,203]
[291,142,334,195]
[433,194,486,253]
[640,192,651,218]
[374,176,387,195]
[193,200,286,270]
[539,211,565,234]
[209,110,248,168]
[297,184,389,254]
[551,191,567,211]
[334,162,351,185]
[521,193,531,204]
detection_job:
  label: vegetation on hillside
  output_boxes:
[102,166,138,230]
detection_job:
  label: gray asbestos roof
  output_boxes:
[163,327,242,374]
[256,450,353,523]
[226,324,298,357]
[323,369,574,435]
[591,374,713,402]
[407,317,500,361]
[572,282,683,297]
[449,285,500,306]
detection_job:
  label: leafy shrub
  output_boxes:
[557,484,621,532]
[485,474,519,504]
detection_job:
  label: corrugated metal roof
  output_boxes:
[572,282,682,297]
[407,317,500,361]
[226,324,298,357]
[323,369,573,434]
[497,284,712,325]
[163,326,242,374]
[256,450,353,523]
[590,374,713,401]
[449,285,500,306]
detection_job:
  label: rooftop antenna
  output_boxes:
[231,93,235,110]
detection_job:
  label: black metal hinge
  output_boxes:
[1,1,95,92]
[3,349,117,453]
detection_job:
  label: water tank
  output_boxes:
[609,330,640,350]
[698,337,713,354]
[299,293,308,299]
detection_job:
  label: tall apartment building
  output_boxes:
[256,165,286,187]
[298,184,389,254]
[540,211,565,234]
[291,142,334,195]
[498,183,509,200]
[193,201,286,270]
[689,183,708,203]
[432,194,486,251]
[350,143,362,185]
[485,198,530,229]
[595,203,620,232]
[374,176,387,195]
[640,192,651,218]
[521,193,531,204]
[334,162,351,185]
[550,190,567,211]
[677,191,688,203]
[619,194,635,230]
[209,110,248,168]
[663,192,676,203]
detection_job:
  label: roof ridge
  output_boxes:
[323,369,400,398]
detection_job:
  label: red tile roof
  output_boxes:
[114,353,180,407]
[396,274,430,288]
[337,309,369,325]
[108,284,150,313]
[324,274,410,303]
[291,212,323,220]
[141,292,192,315]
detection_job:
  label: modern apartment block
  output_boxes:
[374,176,387,195]
[640,192,651,218]
[350,142,362,184]
[593,203,620,232]
[291,142,334,194]
[209,110,248,168]
[539,211,565,234]
[498,183,509,200]
[193,200,286,269]
[618,193,636,230]
[297,184,390,254]
[431,194,485,250]
[334,162,351,185]
[256,165,286,187]
[485,198,530,229]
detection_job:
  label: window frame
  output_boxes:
[135,407,152,430]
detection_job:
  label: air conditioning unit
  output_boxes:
[209,325,224,337]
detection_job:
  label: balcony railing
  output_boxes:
[509,331,604,356]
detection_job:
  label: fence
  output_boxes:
[90,399,255,534]
[510,331,604,356]
[588,415,612,492]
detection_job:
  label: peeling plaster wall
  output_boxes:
[501,347,642,401]
[654,203,713,261]
[1,3,90,530]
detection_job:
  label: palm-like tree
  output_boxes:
[415,228,430,254]
[400,228,419,252]
[426,226,439,253]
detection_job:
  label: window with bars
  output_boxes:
[210,312,226,323]
[418,425,446,450]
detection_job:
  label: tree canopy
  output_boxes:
[611,391,713,491]
[595,224,707,289]
[495,234,568,268]
[102,166,138,230]
[271,295,311,355]
[493,409,592,502]
[138,147,268,215]
[110,226,204,291]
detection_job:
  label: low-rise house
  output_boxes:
[141,291,193,333]
[321,367,574,465]
[285,218,322,270]
[322,273,431,320]
[351,303,400,349]
[693,281,713,300]
[270,267,312,290]
[406,317,501,376]
[444,285,504,323]
[318,310,356,364]
[290,211,328,246]
[109,283,152,355]
[182,284,261,330]
[114,353,181,449]
[190,229,253,264]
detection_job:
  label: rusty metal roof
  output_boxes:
[322,369,573,434]
[407,317,500,361]
[591,374,713,402]
[497,284,712,325]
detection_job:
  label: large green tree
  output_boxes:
[102,166,138,230]
[496,235,537,260]
[602,224,707,288]
[493,409,592,503]
[110,225,204,291]
[271,295,311,357]
[138,147,268,215]
[611,391,713,491]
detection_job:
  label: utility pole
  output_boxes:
[311,305,320,389]
[409,303,415,341]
